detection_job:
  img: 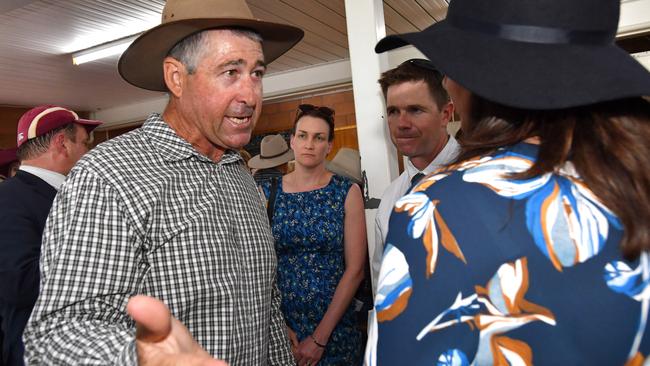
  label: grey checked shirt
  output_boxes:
[24,114,294,365]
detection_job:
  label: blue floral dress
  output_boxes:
[262,174,362,365]
[365,142,650,365]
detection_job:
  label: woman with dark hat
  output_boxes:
[367,0,650,365]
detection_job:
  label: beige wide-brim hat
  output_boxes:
[248,134,294,169]
[326,148,362,184]
[119,0,304,91]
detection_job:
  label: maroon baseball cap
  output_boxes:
[16,105,103,147]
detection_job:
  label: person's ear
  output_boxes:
[52,131,68,155]
[441,101,455,127]
[163,57,185,97]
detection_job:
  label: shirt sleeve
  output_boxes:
[267,273,295,365]
[23,168,143,366]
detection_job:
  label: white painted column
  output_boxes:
[344,0,397,287]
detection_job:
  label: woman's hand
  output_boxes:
[287,326,300,359]
[295,336,325,366]
[127,295,228,366]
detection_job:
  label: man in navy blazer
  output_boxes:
[0,105,101,365]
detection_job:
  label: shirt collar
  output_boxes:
[405,134,459,179]
[142,113,242,165]
[19,165,66,190]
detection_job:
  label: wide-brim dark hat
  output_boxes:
[119,0,304,91]
[376,0,650,110]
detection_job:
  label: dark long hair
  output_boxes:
[457,96,650,260]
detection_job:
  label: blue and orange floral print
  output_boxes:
[461,151,621,271]
[367,142,648,365]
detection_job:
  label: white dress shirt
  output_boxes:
[371,135,459,293]
[19,165,66,190]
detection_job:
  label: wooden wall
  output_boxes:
[0,89,360,159]
[0,106,30,148]
[253,89,359,159]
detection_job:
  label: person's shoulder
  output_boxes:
[331,173,357,192]
[90,127,147,159]
[419,145,529,201]
[75,127,151,174]
[379,171,409,200]
[0,175,22,197]
[0,173,36,210]
[331,173,350,184]
[258,176,275,193]
[0,171,34,193]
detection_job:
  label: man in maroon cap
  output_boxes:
[0,105,101,366]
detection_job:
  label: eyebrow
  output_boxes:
[297,129,326,136]
[220,59,267,69]
[388,103,427,109]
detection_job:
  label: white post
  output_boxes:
[344,0,397,287]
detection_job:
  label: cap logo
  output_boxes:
[17,132,24,142]
[27,107,76,140]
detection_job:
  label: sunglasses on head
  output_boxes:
[297,104,335,120]
[399,58,444,80]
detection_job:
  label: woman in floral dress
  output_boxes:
[366,0,650,364]
[262,104,366,366]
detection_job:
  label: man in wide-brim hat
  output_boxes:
[24,1,303,365]
[248,134,294,185]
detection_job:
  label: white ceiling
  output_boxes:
[0,0,449,112]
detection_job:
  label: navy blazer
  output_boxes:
[0,170,57,366]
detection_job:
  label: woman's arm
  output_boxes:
[295,183,367,366]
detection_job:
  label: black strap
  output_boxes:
[266,177,279,223]
[448,14,613,46]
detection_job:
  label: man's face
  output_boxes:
[175,30,265,157]
[62,123,91,174]
[386,80,452,169]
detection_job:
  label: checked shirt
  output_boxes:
[23,114,294,365]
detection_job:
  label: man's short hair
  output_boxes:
[378,59,450,109]
[16,123,77,161]
[167,28,263,75]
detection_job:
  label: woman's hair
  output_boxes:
[457,96,650,260]
[292,104,335,141]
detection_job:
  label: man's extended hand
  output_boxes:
[126,295,228,366]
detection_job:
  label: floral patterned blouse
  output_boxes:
[263,174,362,365]
[365,142,649,365]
